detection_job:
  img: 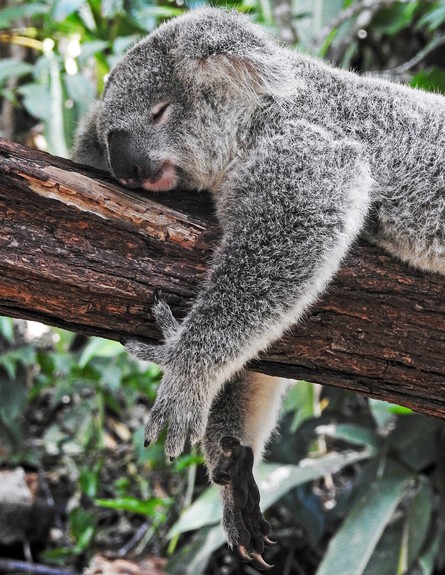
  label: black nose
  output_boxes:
[108,130,151,182]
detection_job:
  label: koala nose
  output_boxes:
[108,130,150,184]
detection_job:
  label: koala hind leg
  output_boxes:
[203,373,289,570]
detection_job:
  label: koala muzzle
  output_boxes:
[108,130,177,191]
[108,130,151,185]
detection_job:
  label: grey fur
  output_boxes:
[73,7,445,555]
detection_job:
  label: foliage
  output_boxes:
[2,1,445,574]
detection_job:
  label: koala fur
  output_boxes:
[73,7,445,567]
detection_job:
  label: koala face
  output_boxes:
[91,9,279,193]
[97,33,195,191]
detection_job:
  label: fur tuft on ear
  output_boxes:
[171,8,299,101]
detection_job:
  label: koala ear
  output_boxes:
[72,102,110,172]
[173,9,295,100]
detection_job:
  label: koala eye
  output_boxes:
[150,102,171,124]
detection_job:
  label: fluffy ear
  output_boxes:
[72,102,110,172]
[173,9,295,100]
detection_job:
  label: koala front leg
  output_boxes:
[203,373,288,570]
[125,125,373,458]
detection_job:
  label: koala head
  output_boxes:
[81,8,290,192]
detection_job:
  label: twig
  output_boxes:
[0,559,77,575]
[271,0,299,44]
[309,0,426,51]
[118,521,149,556]
[382,34,445,74]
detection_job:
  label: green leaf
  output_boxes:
[74,526,94,552]
[95,496,171,517]
[169,449,373,538]
[411,67,445,94]
[0,377,27,424]
[363,477,433,575]
[79,464,101,498]
[0,3,49,28]
[371,3,419,36]
[0,59,33,87]
[18,83,52,121]
[316,464,413,575]
[418,5,445,31]
[369,398,397,429]
[0,317,14,343]
[79,337,124,367]
[69,507,96,543]
[406,478,433,569]
[64,73,95,116]
[363,518,404,575]
[284,380,315,432]
[51,0,86,22]
[418,532,440,575]
[316,423,381,451]
[166,524,226,575]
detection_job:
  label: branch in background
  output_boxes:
[309,0,423,53]
[0,559,77,575]
[381,34,445,75]
[271,0,299,44]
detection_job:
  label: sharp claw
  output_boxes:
[235,545,252,562]
[262,535,277,546]
[251,553,274,571]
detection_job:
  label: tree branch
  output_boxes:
[1,138,444,419]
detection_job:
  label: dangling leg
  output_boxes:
[202,372,289,570]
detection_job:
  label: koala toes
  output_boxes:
[144,390,209,458]
[215,437,276,571]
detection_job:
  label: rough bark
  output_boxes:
[0,138,444,418]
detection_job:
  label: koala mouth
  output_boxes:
[141,161,178,191]
[119,161,178,192]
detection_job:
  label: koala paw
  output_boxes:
[214,437,276,571]
[125,292,211,458]
[144,380,210,458]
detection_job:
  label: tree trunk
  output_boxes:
[1,138,444,418]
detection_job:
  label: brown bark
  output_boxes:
[0,138,444,418]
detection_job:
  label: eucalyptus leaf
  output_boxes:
[51,0,86,21]
[316,423,381,451]
[0,3,49,27]
[0,317,14,343]
[316,464,413,575]
[95,496,171,517]
[0,59,33,86]
[166,524,226,575]
[18,83,52,121]
[79,337,124,367]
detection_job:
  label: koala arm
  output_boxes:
[125,123,373,457]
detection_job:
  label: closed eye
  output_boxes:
[151,102,171,124]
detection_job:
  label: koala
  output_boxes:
[73,7,445,569]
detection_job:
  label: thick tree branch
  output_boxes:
[0,138,444,418]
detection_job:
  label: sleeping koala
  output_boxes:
[73,7,445,569]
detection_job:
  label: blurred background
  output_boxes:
[1,1,445,574]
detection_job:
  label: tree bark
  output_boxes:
[0,138,444,418]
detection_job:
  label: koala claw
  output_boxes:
[214,437,274,571]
